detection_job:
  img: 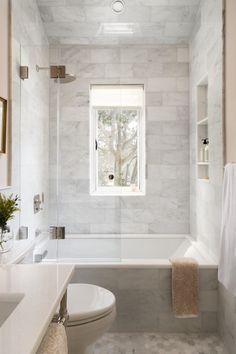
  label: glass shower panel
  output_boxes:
[20,45,58,261]
[53,48,122,262]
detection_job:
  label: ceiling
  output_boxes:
[36,0,200,45]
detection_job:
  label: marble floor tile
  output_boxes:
[92,333,227,354]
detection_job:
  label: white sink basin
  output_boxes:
[0,293,24,327]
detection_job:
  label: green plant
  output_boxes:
[0,193,20,230]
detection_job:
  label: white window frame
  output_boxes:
[90,85,146,196]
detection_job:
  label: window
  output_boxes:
[90,85,145,196]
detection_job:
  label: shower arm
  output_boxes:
[36,65,50,71]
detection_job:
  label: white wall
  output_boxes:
[0,0,10,188]
[225,0,236,163]
[189,0,224,260]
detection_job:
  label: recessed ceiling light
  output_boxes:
[111,0,125,14]
[97,23,139,36]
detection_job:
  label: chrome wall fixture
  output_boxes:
[36,65,66,79]
[36,65,76,83]
[20,66,29,80]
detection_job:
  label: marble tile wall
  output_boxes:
[49,44,190,234]
[189,0,224,260]
[11,0,50,238]
[36,0,200,45]
[71,267,218,333]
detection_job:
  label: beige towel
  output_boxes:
[37,323,68,354]
[170,257,199,318]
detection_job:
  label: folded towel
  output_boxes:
[170,257,199,318]
[37,323,68,354]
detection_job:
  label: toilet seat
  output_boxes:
[66,284,116,326]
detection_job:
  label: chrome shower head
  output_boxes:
[56,73,76,84]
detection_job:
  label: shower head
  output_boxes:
[56,73,76,84]
[36,65,76,83]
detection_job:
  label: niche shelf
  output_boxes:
[197,76,209,181]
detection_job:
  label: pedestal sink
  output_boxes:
[0,293,24,327]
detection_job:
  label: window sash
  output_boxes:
[90,87,145,196]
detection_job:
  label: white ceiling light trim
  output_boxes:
[111,0,125,14]
[97,23,139,36]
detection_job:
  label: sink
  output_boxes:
[0,293,24,327]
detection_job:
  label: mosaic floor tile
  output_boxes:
[92,333,227,354]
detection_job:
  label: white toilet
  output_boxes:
[65,283,116,354]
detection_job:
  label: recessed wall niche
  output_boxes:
[197,76,209,181]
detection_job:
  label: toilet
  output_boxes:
[65,283,116,354]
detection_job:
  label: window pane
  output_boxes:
[97,108,138,188]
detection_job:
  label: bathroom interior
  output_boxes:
[0,0,236,353]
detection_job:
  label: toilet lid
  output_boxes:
[67,284,116,323]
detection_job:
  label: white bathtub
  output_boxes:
[34,234,216,268]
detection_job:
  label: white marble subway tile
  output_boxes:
[146,92,163,106]
[177,77,189,91]
[158,312,202,332]
[51,6,86,22]
[105,63,133,78]
[75,63,106,78]
[147,63,164,77]
[48,43,190,235]
[147,135,177,150]
[60,121,89,136]
[148,46,177,63]
[177,47,189,62]
[161,150,189,165]
[162,121,188,136]
[200,291,218,312]
[165,22,193,38]
[90,224,121,234]
[147,106,177,121]
[121,209,156,224]
[146,122,164,136]
[148,165,177,180]
[147,77,177,92]
[147,149,162,164]
[177,106,189,120]
[84,6,118,22]
[117,270,159,290]
[120,48,148,63]
[118,6,151,23]
[60,91,89,107]
[60,46,91,63]
[133,64,149,78]
[163,92,189,106]
[150,6,191,23]
[60,106,89,121]
[120,223,149,234]
[90,48,119,63]
[139,23,165,38]
[163,63,189,77]
[45,22,99,38]
[104,209,121,224]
